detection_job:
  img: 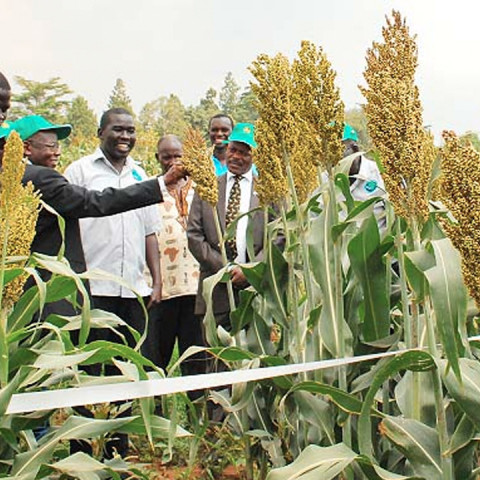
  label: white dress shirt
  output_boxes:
[225,168,254,263]
[64,148,162,297]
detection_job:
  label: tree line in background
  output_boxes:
[6,73,373,172]
[7,73,261,171]
[8,73,480,174]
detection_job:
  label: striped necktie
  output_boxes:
[225,175,242,261]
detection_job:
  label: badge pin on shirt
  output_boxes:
[132,169,142,181]
[364,180,378,193]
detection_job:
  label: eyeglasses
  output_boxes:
[26,140,60,151]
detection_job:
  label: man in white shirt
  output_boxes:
[65,107,162,333]
[187,123,267,329]
[64,108,162,456]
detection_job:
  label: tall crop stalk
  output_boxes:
[212,207,236,312]
[0,218,10,387]
[326,175,351,449]
[285,162,315,314]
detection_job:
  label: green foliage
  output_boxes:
[235,87,259,123]
[107,78,135,115]
[191,144,478,479]
[219,72,241,115]
[459,131,480,151]
[10,76,72,123]
[0,254,190,478]
[138,94,189,138]
[186,87,219,134]
[65,95,98,140]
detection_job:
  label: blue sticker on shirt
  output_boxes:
[364,180,378,193]
[132,169,142,182]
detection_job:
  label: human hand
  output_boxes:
[163,160,187,187]
[230,266,249,288]
[147,283,162,309]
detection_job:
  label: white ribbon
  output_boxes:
[8,335,480,415]
[6,348,409,414]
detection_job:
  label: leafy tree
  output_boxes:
[139,94,189,138]
[219,72,241,115]
[186,87,219,134]
[10,76,72,123]
[136,94,190,174]
[60,95,99,171]
[138,99,161,132]
[107,78,134,115]
[234,88,258,123]
[66,95,98,139]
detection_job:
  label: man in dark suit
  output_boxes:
[187,123,265,328]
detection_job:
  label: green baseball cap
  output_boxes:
[342,124,358,142]
[11,115,72,141]
[224,122,257,148]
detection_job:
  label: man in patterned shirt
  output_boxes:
[144,134,205,382]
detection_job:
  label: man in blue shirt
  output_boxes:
[208,113,234,176]
[208,113,258,176]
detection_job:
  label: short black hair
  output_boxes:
[208,113,234,129]
[157,134,182,150]
[0,72,11,91]
[99,107,133,129]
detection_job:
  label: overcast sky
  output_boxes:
[1,0,478,140]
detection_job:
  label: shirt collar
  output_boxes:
[226,167,253,183]
[92,147,136,169]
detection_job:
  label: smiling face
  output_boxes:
[226,141,253,176]
[24,131,61,168]
[98,113,136,164]
[208,116,233,149]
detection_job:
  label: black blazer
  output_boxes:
[23,164,164,274]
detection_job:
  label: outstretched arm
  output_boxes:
[24,165,163,219]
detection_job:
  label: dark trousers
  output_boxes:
[144,295,206,399]
[72,295,147,458]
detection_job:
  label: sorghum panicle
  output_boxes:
[292,40,344,173]
[361,10,432,222]
[438,130,480,307]
[0,131,41,308]
[182,127,218,206]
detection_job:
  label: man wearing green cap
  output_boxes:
[187,122,266,328]
[208,113,258,176]
[343,124,386,201]
[13,114,71,169]
[339,123,386,229]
